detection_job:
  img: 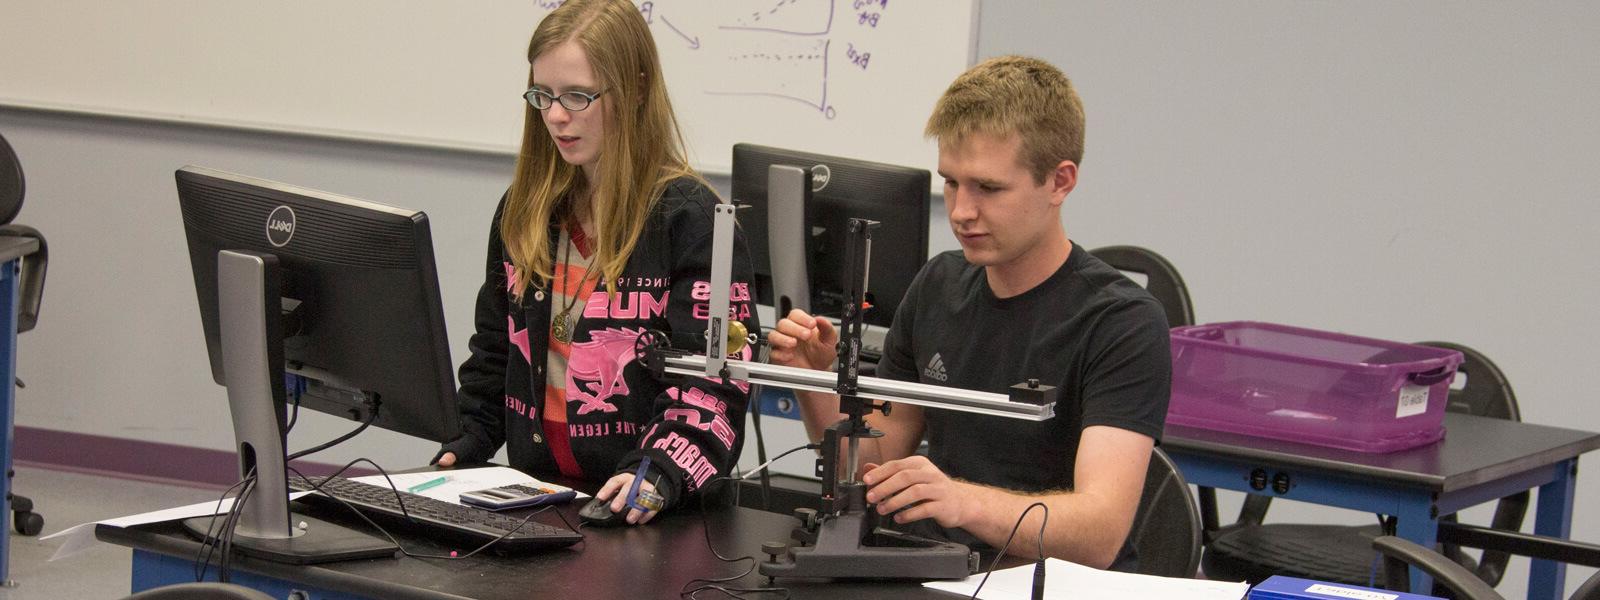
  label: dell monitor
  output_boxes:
[731,144,930,330]
[176,166,461,563]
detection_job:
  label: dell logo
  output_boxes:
[810,164,831,192]
[266,206,296,247]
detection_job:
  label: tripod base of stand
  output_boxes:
[759,506,978,580]
[183,514,397,565]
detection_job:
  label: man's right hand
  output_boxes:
[766,309,839,371]
[434,451,457,467]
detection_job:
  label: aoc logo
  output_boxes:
[265,206,296,247]
[810,164,831,192]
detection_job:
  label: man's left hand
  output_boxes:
[861,456,976,529]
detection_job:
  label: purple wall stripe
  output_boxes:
[14,426,377,490]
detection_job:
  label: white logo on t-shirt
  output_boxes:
[923,352,949,382]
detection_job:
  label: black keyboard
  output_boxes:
[289,476,583,552]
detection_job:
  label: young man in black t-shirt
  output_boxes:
[767,55,1171,570]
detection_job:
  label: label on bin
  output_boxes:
[1396,383,1429,419]
[1303,584,1398,600]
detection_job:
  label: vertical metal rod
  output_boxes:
[704,204,736,376]
[846,436,860,483]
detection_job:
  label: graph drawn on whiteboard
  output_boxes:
[556,0,972,171]
[709,0,835,119]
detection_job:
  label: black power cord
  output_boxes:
[192,424,581,582]
[968,501,1049,600]
[678,442,817,600]
[192,469,256,583]
[284,461,577,561]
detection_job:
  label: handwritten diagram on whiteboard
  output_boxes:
[619,0,977,172]
[0,0,977,173]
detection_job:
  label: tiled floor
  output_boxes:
[0,466,218,600]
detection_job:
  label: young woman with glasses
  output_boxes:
[435,0,759,527]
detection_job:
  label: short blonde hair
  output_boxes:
[925,55,1085,184]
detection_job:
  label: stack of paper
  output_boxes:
[42,466,584,561]
[924,558,1248,600]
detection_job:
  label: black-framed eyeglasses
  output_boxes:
[524,88,605,112]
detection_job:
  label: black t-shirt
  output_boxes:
[876,245,1171,566]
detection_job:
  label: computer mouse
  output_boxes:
[577,496,628,527]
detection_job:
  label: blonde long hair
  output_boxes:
[502,0,698,299]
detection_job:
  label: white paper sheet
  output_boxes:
[43,466,587,562]
[924,558,1249,600]
[42,492,313,561]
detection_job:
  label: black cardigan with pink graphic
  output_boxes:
[440,178,759,510]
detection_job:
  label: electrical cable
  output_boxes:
[192,472,254,583]
[283,374,304,433]
[967,501,1049,600]
[285,460,581,561]
[677,442,817,600]
[748,332,777,511]
[286,402,376,461]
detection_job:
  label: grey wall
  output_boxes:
[2,1,1597,592]
[974,2,1600,594]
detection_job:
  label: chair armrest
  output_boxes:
[1572,568,1600,600]
[1372,536,1503,600]
[0,225,45,332]
[1437,521,1600,568]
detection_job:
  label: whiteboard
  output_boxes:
[0,0,977,173]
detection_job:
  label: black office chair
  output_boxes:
[1088,245,1195,329]
[0,131,48,537]
[1374,536,1600,600]
[121,582,275,600]
[1129,447,1203,577]
[1089,244,1213,570]
[1202,342,1528,593]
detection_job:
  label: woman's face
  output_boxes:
[531,39,608,178]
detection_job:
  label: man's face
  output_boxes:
[937,132,1070,270]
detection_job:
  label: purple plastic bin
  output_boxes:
[1168,321,1464,453]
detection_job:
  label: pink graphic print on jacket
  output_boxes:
[565,327,642,415]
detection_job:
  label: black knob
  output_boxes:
[762,541,788,560]
[1272,472,1292,495]
[793,507,817,527]
[1249,468,1268,491]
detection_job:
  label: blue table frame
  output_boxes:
[0,236,39,586]
[1165,412,1600,600]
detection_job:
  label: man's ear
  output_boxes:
[1050,160,1078,206]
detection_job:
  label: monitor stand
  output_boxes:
[181,250,396,564]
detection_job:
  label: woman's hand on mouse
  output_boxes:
[595,472,663,525]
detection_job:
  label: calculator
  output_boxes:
[459,484,578,511]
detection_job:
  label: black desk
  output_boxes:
[1164,412,1600,600]
[99,495,971,599]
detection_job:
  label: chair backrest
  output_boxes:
[0,131,46,332]
[1129,447,1202,577]
[1089,245,1195,327]
[122,582,276,600]
[0,131,22,225]
[1416,341,1526,587]
[1573,569,1600,600]
[1416,341,1519,421]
